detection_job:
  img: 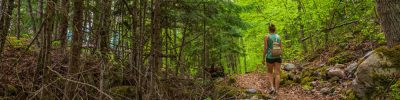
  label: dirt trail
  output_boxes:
[234,72,340,100]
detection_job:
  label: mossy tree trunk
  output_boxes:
[376,0,400,47]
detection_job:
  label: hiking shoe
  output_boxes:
[269,87,276,95]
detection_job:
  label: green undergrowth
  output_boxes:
[299,66,329,90]
[390,80,400,100]
[214,76,246,99]
[328,51,355,65]
[6,36,32,50]
[341,89,357,100]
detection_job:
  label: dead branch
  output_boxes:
[46,65,114,100]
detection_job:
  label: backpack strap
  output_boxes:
[275,34,279,42]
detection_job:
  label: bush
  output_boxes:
[390,81,400,100]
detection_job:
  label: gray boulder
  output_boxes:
[246,88,257,94]
[353,50,400,98]
[334,64,346,69]
[288,72,301,82]
[327,68,346,79]
[320,87,332,95]
[311,81,318,87]
[345,62,358,77]
[282,63,297,71]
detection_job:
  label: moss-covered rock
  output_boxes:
[353,45,400,99]
[214,85,244,98]
[375,45,400,67]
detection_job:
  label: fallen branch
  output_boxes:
[301,20,359,41]
[29,78,61,100]
[46,65,114,100]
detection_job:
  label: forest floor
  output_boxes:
[234,72,340,100]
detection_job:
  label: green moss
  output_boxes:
[301,77,313,85]
[6,36,31,49]
[301,68,313,78]
[341,89,357,100]
[280,70,288,81]
[52,41,61,47]
[302,84,313,91]
[375,45,400,67]
[215,85,244,97]
[328,51,354,64]
[283,80,295,86]
[390,80,400,100]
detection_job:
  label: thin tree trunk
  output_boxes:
[376,0,400,47]
[27,0,37,36]
[16,0,21,39]
[59,0,69,48]
[0,0,15,59]
[151,0,162,74]
[65,0,84,98]
[36,0,55,98]
[98,0,112,98]
[203,2,208,80]
[297,0,307,53]
[37,0,44,47]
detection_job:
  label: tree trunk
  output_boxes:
[376,0,400,47]
[98,0,112,99]
[16,0,21,39]
[66,0,84,98]
[37,0,44,47]
[59,0,69,48]
[0,0,15,59]
[151,0,162,74]
[297,0,307,53]
[27,0,37,36]
[36,0,55,98]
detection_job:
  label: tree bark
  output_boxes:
[59,0,69,48]
[151,0,162,74]
[16,0,21,39]
[297,0,307,53]
[98,0,112,99]
[66,0,84,98]
[27,0,37,35]
[36,0,55,98]
[0,0,15,59]
[376,0,400,47]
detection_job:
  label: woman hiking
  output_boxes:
[263,23,283,95]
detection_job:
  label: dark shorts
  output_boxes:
[266,58,282,64]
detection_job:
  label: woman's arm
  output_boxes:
[280,38,283,59]
[263,35,268,64]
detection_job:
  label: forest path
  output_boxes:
[234,72,340,100]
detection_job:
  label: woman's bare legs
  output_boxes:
[267,63,275,91]
[274,63,281,91]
